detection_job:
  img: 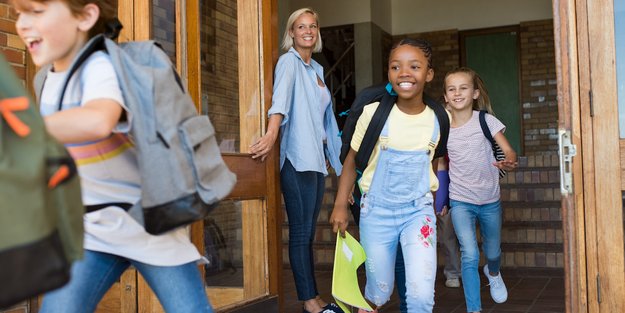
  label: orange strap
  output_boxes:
[0,97,31,137]
[48,165,70,188]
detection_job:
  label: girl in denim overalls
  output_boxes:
[331,38,445,313]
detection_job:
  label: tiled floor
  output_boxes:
[282,268,565,313]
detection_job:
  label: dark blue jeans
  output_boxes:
[281,159,325,301]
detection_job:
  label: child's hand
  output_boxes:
[494,159,518,171]
[347,186,355,205]
[437,206,449,216]
[329,206,349,237]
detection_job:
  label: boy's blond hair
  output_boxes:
[11,0,116,38]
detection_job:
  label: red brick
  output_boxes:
[1,47,23,63]
[0,4,9,18]
[0,18,16,34]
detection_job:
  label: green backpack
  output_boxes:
[0,55,84,308]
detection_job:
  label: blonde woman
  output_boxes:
[250,7,343,313]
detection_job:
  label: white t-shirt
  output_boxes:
[447,110,505,205]
[40,51,201,266]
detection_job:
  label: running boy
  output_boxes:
[12,1,212,312]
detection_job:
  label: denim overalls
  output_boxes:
[359,115,439,312]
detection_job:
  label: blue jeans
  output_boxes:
[450,199,502,313]
[39,250,213,313]
[281,158,325,301]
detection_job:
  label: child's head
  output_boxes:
[12,0,115,70]
[387,38,434,101]
[281,8,323,53]
[443,67,493,114]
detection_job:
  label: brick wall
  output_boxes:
[519,20,558,155]
[0,0,27,86]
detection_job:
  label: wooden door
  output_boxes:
[554,0,625,311]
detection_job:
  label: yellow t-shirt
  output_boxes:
[350,102,444,194]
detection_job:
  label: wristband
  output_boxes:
[435,170,449,213]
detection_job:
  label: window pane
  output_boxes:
[152,0,177,63]
[200,0,240,153]
[203,200,243,287]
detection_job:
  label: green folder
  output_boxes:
[332,231,373,312]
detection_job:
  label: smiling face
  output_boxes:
[289,12,318,52]
[444,72,480,112]
[387,44,434,102]
[14,0,91,72]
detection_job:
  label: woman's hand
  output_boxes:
[250,130,277,162]
[249,114,283,162]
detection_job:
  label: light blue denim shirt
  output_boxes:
[268,47,343,176]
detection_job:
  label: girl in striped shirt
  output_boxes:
[443,67,517,313]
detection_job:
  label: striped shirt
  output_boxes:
[448,111,505,205]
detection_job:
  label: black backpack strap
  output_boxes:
[57,35,107,111]
[424,95,449,158]
[354,92,395,172]
[479,110,495,144]
[340,83,387,162]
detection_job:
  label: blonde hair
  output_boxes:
[444,67,494,114]
[281,8,323,53]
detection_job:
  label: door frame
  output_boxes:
[553,0,625,312]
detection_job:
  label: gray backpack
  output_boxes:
[36,33,236,235]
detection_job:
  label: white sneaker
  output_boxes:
[483,265,508,303]
[445,277,461,288]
